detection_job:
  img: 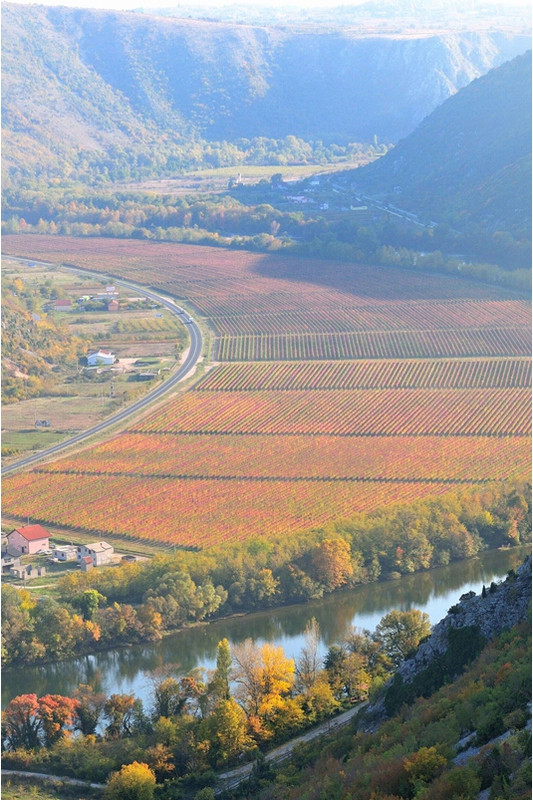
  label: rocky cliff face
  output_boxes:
[398,555,531,686]
[365,555,531,728]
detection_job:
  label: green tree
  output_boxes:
[73,684,107,735]
[374,609,431,668]
[104,761,156,800]
[206,697,254,766]
[74,589,107,621]
[210,638,232,702]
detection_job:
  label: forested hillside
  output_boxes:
[2,2,529,181]
[350,50,532,237]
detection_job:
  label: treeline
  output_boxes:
[2,481,530,667]
[1,610,430,794]
[6,136,381,186]
[3,185,529,283]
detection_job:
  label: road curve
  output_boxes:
[2,260,203,476]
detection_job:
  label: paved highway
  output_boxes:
[2,260,203,475]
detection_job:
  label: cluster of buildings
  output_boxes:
[53,286,120,313]
[1,523,115,579]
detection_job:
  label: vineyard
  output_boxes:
[1,235,530,549]
[1,470,475,549]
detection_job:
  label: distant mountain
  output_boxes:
[2,2,530,178]
[350,51,532,237]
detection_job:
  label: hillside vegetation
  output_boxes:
[350,51,532,239]
[2,2,530,182]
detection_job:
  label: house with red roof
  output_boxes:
[7,524,50,555]
[54,299,72,311]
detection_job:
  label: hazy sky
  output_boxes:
[6,0,532,10]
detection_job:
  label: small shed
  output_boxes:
[53,545,78,562]
[107,299,119,312]
[80,555,94,572]
[54,299,72,311]
[7,524,50,555]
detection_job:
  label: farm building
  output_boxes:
[54,299,72,311]
[79,555,94,572]
[107,299,119,312]
[7,524,50,555]
[52,545,77,562]
[77,541,114,566]
[1,549,21,574]
[87,350,115,366]
[10,563,46,580]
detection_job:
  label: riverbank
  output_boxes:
[3,544,529,708]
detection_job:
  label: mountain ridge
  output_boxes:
[2,2,530,178]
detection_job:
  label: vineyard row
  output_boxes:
[205,300,531,336]
[195,357,532,392]
[133,387,532,437]
[212,327,530,362]
[33,433,531,483]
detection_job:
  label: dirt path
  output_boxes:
[1,769,105,790]
[216,701,367,794]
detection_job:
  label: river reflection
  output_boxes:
[2,546,529,709]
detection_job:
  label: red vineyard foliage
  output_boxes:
[132,388,532,437]
[195,358,532,392]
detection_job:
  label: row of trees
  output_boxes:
[2,482,530,667]
[2,610,431,792]
[6,135,381,187]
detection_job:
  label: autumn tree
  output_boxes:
[232,640,294,718]
[2,694,41,750]
[37,694,79,747]
[104,761,156,800]
[104,693,137,738]
[312,539,353,590]
[404,746,447,788]
[374,609,431,668]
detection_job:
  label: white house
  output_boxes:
[77,541,114,567]
[52,545,78,562]
[87,350,115,366]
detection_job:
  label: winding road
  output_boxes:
[2,259,204,476]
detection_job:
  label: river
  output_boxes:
[2,546,529,709]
